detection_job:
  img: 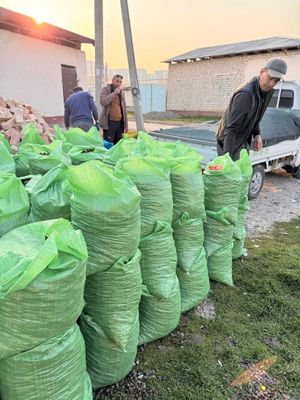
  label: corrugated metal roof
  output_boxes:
[164,37,300,63]
[0,7,95,49]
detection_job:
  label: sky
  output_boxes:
[1,0,300,72]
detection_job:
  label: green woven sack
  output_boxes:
[232,213,247,260]
[116,155,173,238]
[176,247,209,312]
[83,250,142,350]
[173,213,209,312]
[53,125,103,146]
[0,219,87,359]
[24,175,43,199]
[15,141,70,176]
[68,160,141,275]
[0,324,92,400]
[138,221,181,344]
[103,137,144,166]
[54,126,106,165]
[80,313,139,389]
[28,164,72,222]
[169,142,205,221]
[14,124,46,176]
[204,153,242,222]
[14,153,31,177]
[233,149,253,259]
[0,133,12,153]
[67,145,106,165]
[0,173,29,237]
[0,143,15,174]
[21,123,46,146]
[204,210,234,257]
[207,241,234,286]
[28,141,71,175]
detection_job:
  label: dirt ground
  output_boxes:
[247,170,300,237]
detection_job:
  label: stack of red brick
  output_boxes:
[0,97,52,152]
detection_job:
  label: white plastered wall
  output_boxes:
[0,29,88,116]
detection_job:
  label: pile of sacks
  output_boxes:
[0,122,252,397]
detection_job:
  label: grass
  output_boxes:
[96,218,300,400]
[127,112,220,125]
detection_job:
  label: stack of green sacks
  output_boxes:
[232,150,253,259]
[168,142,209,312]
[28,164,72,222]
[116,155,181,344]
[132,133,209,312]
[53,125,106,164]
[0,219,92,400]
[68,160,142,389]
[0,173,29,237]
[203,153,242,286]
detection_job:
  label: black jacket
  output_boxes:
[216,77,273,160]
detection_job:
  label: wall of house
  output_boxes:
[166,50,300,115]
[0,29,87,116]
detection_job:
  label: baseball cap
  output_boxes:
[264,58,287,80]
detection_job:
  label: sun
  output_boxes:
[33,16,44,24]
[25,6,46,25]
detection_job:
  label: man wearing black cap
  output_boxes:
[216,58,288,160]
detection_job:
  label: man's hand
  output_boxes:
[114,88,121,95]
[252,135,263,151]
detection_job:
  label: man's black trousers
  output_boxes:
[103,119,124,144]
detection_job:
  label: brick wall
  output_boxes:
[166,50,300,115]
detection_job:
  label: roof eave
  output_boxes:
[164,45,300,63]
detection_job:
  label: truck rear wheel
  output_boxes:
[292,166,300,179]
[248,164,265,200]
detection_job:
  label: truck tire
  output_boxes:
[292,166,300,179]
[248,164,265,200]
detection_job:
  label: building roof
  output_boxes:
[164,36,300,63]
[0,7,95,49]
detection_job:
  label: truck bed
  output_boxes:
[149,108,300,167]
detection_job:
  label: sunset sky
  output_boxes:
[2,0,300,72]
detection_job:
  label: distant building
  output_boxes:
[164,37,300,116]
[86,63,168,113]
[0,7,94,117]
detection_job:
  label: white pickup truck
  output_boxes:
[150,80,300,199]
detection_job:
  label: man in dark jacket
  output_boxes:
[99,74,128,144]
[64,87,98,132]
[216,58,287,160]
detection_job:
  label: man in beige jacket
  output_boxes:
[99,74,128,144]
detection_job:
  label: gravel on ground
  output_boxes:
[247,169,300,237]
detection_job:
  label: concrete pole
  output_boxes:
[120,0,144,131]
[94,0,104,115]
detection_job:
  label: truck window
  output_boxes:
[268,89,279,108]
[279,90,294,109]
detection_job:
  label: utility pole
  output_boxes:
[120,0,144,131]
[94,0,104,114]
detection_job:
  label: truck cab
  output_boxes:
[268,80,300,110]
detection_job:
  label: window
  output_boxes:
[268,89,279,108]
[279,90,294,109]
